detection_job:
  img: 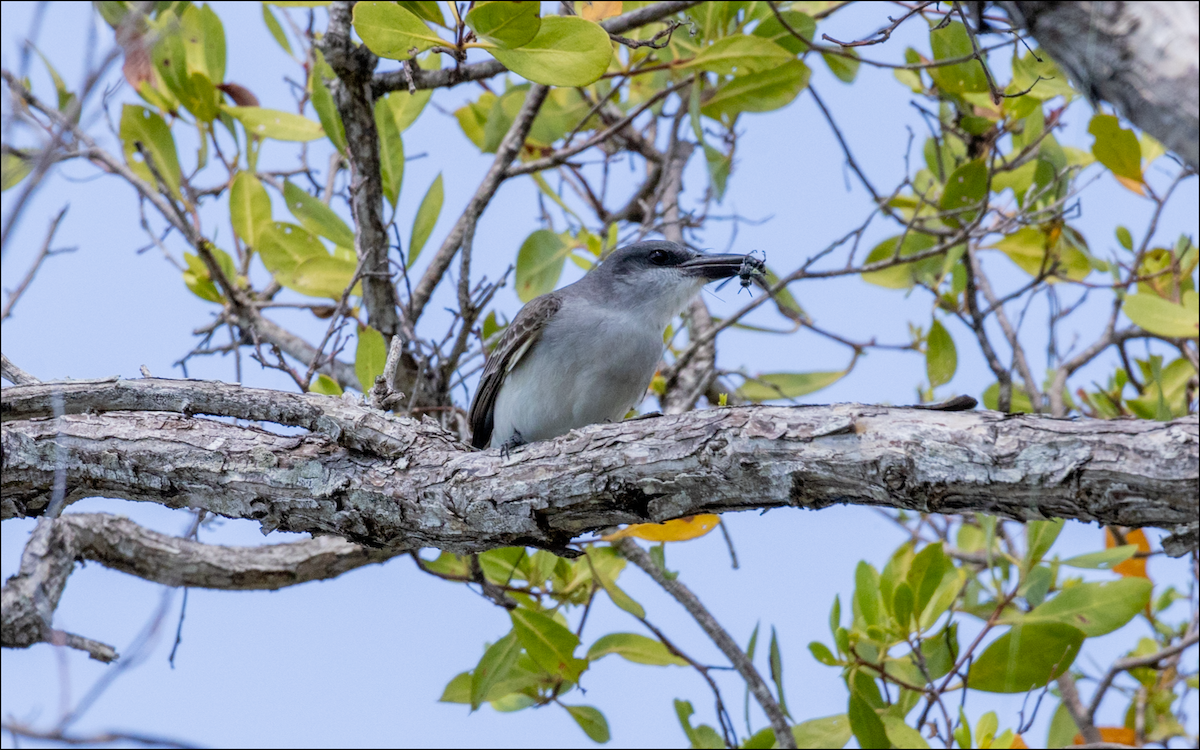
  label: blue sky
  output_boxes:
[2,2,1196,748]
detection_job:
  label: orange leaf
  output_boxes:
[603,514,720,542]
[1106,527,1150,579]
[1073,726,1136,745]
[579,1,622,21]
[1114,174,1146,195]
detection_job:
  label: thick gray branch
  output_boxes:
[3,379,1195,555]
[1003,2,1199,170]
[2,512,393,655]
[323,1,401,338]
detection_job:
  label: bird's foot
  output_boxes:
[499,430,527,459]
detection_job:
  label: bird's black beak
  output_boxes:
[680,253,763,280]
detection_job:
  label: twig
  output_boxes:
[614,538,796,748]
[2,205,72,321]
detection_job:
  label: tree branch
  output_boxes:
[323,1,401,338]
[4,379,1195,552]
[371,1,706,97]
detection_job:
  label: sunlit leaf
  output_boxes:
[510,607,586,681]
[700,60,810,121]
[375,100,405,208]
[683,35,793,76]
[1089,114,1142,182]
[967,622,1084,693]
[515,229,570,302]
[1012,578,1153,636]
[356,325,386,392]
[792,714,852,749]
[308,373,343,395]
[283,180,355,248]
[490,16,613,87]
[925,319,957,387]
[563,704,610,744]
[229,171,272,247]
[751,10,814,54]
[225,106,324,141]
[586,633,688,666]
[409,173,443,267]
[470,631,522,710]
[120,104,182,199]
[466,1,541,48]
[1060,545,1138,570]
[737,369,846,402]
[603,515,720,543]
[1123,290,1199,338]
[353,1,447,58]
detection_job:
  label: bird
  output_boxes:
[469,240,759,450]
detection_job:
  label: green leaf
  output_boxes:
[408,173,443,267]
[1060,545,1138,570]
[1123,290,1199,338]
[927,22,988,94]
[1116,225,1134,251]
[882,715,928,749]
[225,106,324,141]
[229,171,272,247]
[182,248,236,304]
[515,229,570,302]
[256,222,328,274]
[1088,113,1143,182]
[736,369,846,402]
[919,567,966,631]
[925,319,957,388]
[454,92,497,151]
[861,233,942,289]
[792,714,852,749]
[383,89,432,134]
[399,1,446,26]
[120,104,182,200]
[848,693,890,749]
[563,704,610,744]
[682,35,793,76]
[511,608,586,681]
[967,622,1085,693]
[355,326,387,393]
[940,158,987,226]
[466,1,541,48]
[982,381,1035,413]
[592,563,645,619]
[1025,519,1064,570]
[1024,564,1053,608]
[471,631,522,710]
[768,626,790,718]
[1046,700,1079,749]
[308,373,343,395]
[374,100,405,208]
[907,541,947,620]
[1016,578,1153,637]
[281,255,359,299]
[993,226,1092,282]
[891,582,914,631]
[822,50,860,83]
[751,10,814,54]
[1,150,32,191]
[918,623,959,680]
[284,181,355,248]
[32,47,75,112]
[674,699,725,749]
[700,60,810,121]
[587,633,688,666]
[262,4,293,54]
[856,561,883,627]
[490,16,613,87]
[310,59,347,152]
[353,1,447,58]
[808,641,839,666]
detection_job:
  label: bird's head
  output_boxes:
[589,240,761,326]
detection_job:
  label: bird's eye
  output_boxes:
[649,249,670,265]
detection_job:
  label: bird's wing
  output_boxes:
[469,293,563,449]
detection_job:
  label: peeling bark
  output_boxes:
[1002,1,1200,170]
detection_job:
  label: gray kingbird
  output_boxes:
[469,240,757,450]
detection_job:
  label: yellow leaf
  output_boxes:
[603,515,720,542]
[579,1,622,22]
[1073,727,1136,746]
[1114,174,1145,195]
[1105,528,1150,579]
